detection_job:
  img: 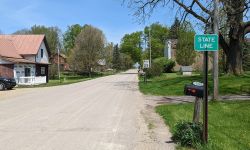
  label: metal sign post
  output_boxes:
[194,34,219,143]
[203,51,208,143]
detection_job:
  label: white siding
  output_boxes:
[14,64,36,79]
[0,58,12,64]
[35,41,49,63]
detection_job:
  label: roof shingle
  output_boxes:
[0,39,22,58]
[0,34,45,55]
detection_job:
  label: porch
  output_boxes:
[15,76,47,85]
[14,63,49,85]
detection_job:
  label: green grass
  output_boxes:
[17,71,115,88]
[156,101,250,150]
[139,73,250,96]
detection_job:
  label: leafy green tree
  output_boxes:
[63,24,83,55]
[176,28,196,66]
[102,42,114,68]
[120,31,143,63]
[13,29,31,34]
[112,44,121,70]
[120,53,133,70]
[144,23,169,59]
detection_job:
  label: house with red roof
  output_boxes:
[0,35,50,85]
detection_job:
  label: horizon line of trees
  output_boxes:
[8,16,250,77]
[11,24,133,77]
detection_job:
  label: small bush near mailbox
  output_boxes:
[172,120,203,148]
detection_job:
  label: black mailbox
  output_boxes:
[184,84,204,98]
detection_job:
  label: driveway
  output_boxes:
[0,69,174,150]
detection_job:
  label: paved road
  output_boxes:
[0,70,174,150]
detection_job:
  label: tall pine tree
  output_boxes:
[112,44,121,70]
[169,18,181,39]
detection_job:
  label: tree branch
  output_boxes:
[194,0,212,15]
[173,0,208,23]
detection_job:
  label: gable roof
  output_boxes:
[0,34,46,55]
[0,39,22,58]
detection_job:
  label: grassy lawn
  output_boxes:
[156,100,250,150]
[18,71,115,88]
[139,73,250,96]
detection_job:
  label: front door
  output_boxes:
[24,68,31,77]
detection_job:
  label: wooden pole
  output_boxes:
[57,48,61,82]
[193,97,201,123]
[213,0,219,100]
[149,27,152,68]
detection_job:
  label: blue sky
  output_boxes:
[1,0,248,44]
[0,0,177,44]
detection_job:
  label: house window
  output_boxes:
[41,67,45,75]
[41,49,44,58]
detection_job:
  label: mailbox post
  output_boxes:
[184,82,204,123]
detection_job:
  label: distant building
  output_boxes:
[96,59,107,72]
[50,53,70,71]
[164,39,177,59]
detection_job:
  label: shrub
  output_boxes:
[153,57,176,73]
[172,121,203,147]
[145,63,163,78]
[176,29,196,66]
[164,59,175,73]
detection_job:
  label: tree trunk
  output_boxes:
[227,37,243,75]
[88,66,92,78]
[216,0,245,75]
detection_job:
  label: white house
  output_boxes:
[0,35,50,85]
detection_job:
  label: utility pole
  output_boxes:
[213,0,219,100]
[57,48,61,82]
[149,26,152,68]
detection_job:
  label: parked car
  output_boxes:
[0,77,16,91]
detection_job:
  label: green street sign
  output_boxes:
[194,34,219,51]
